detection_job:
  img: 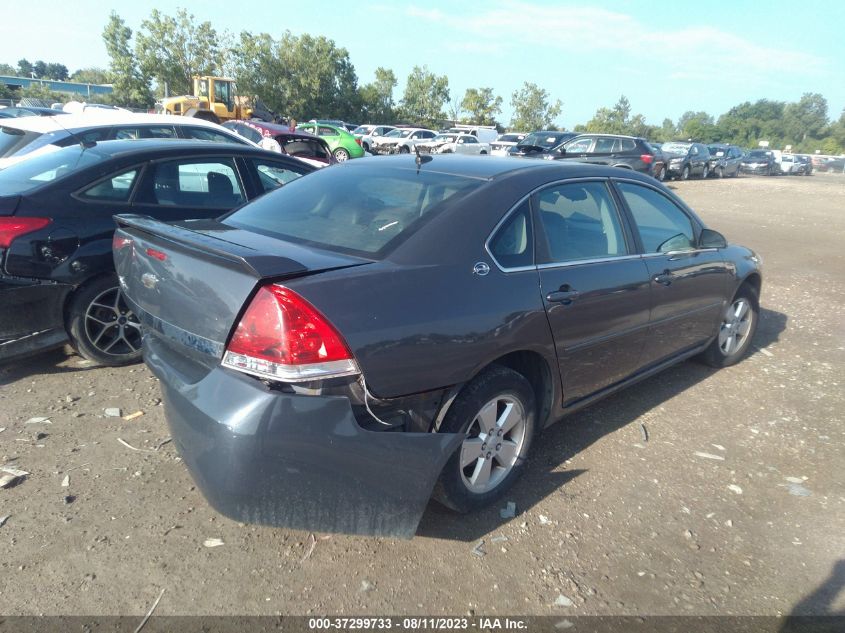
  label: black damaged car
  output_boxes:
[0,139,313,365]
[114,155,763,538]
[507,131,576,157]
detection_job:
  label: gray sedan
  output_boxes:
[114,156,762,537]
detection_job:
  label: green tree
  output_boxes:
[18,83,64,103]
[656,118,677,142]
[71,67,110,85]
[0,63,16,76]
[135,8,222,97]
[582,95,658,137]
[231,31,359,120]
[358,67,396,122]
[782,92,828,145]
[677,111,718,142]
[399,65,450,128]
[44,63,69,81]
[716,99,785,147]
[509,82,561,131]
[102,12,153,108]
[17,59,33,77]
[460,87,502,126]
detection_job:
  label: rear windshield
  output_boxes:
[224,165,480,257]
[0,126,43,158]
[518,132,565,148]
[0,144,109,194]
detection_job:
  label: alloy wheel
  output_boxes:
[718,297,753,357]
[459,395,527,494]
[84,287,142,357]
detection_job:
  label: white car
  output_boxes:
[370,128,437,154]
[490,132,529,156]
[445,125,499,144]
[352,124,396,153]
[0,113,256,169]
[417,133,490,155]
[780,154,798,175]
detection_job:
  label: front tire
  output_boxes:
[701,164,710,179]
[433,366,536,513]
[399,145,410,154]
[66,275,143,367]
[699,286,759,368]
[655,165,667,181]
[681,165,690,180]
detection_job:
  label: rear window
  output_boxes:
[0,126,44,158]
[0,144,109,194]
[224,165,479,257]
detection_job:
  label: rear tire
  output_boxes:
[333,147,350,162]
[399,145,410,154]
[699,286,759,368]
[433,366,536,513]
[67,275,143,367]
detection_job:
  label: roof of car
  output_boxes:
[342,154,660,182]
[55,138,273,159]
[569,133,641,140]
[0,112,236,133]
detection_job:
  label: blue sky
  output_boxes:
[2,0,843,128]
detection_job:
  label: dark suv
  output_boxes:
[541,134,666,180]
[707,144,744,178]
[662,142,711,179]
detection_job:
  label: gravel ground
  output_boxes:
[0,172,843,617]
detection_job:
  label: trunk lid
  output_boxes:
[113,214,370,361]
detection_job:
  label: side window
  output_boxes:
[535,181,628,263]
[564,137,592,153]
[318,126,336,136]
[143,126,178,139]
[52,128,112,148]
[113,127,142,140]
[251,159,307,193]
[182,127,244,144]
[616,182,695,253]
[465,137,478,144]
[619,138,637,152]
[593,137,615,153]
[489,200,533,269]
[141,159,245,208]
[79,169,139,202]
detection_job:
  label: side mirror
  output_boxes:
[699,228,727,249]
[556,147,566,155]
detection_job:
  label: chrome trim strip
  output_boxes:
[536,254,643,270]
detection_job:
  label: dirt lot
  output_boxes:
[1,172,843,618]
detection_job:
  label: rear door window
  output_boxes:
[489,200,533,269]
[564,137,593,153]
[615,181,695,253]
[535,181,628,263]
[139,158,245,208]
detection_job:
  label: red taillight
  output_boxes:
[0,217,51,249]
[354,138,362,146]
[222,285,358,382]
[641,154,654,164]
[113,234,133,251]
[145,248,167,261]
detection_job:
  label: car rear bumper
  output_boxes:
[0,276,71,361]
[144,336,463,538]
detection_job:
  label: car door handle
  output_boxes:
[546,286,580,304]
[653,270,674,285]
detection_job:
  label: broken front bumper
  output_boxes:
[144,336,463,538]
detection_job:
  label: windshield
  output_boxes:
[708,146,726,156]
[0,143,109,195]
[748,150,770,159]
[662,142,692,154]
[518,132,566,148]
[224,165,479,258]
[352,125,372,135]
[384,129,405,138]
[432,135,457,142]
[498,134,524,143]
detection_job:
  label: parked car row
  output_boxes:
[0,109,764,537]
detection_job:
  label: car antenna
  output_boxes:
[51,114,97,150]
[414,144,431,172]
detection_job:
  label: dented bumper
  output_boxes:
[144,336,462,538]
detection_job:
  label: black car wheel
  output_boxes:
[399,146,410,154]
[701,164,710,179]
[433,366,536,513]
[681,165,690,180]
[717,166,725,178]
[67,275,143,366]
[655,165,667,181]
[699,285,759,368]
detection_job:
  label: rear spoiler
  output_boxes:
[114,214,309,279]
